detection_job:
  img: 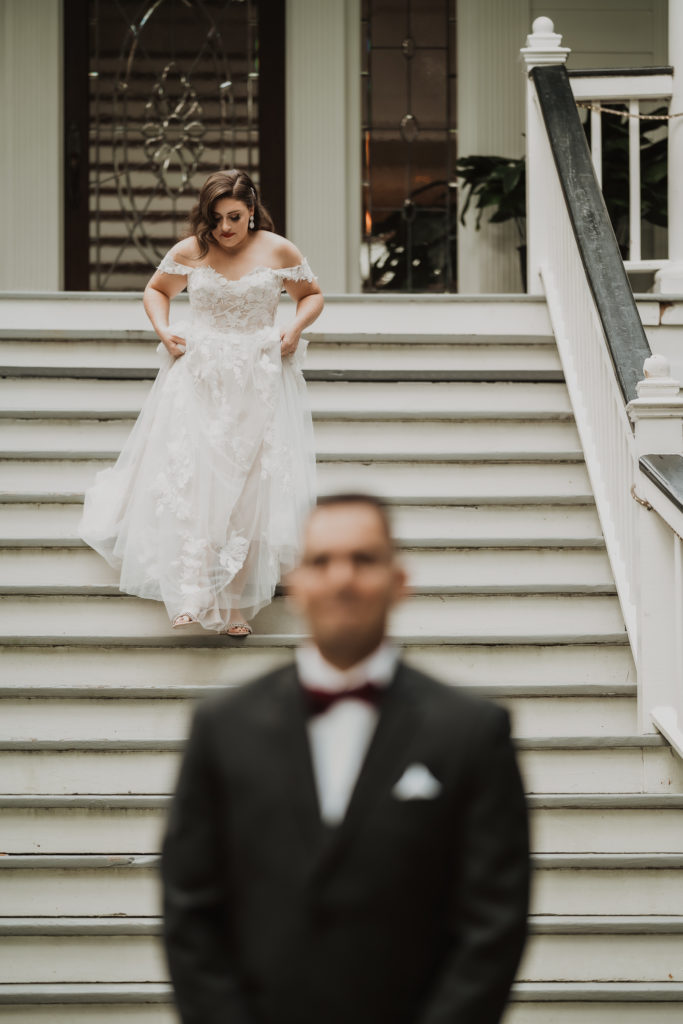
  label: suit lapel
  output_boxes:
[269,662,425,878]
[313,662,422,879]
[270,666,327,850]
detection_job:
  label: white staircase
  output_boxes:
[2,294,682,1022]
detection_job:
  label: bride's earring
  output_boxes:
[249,212,255,230]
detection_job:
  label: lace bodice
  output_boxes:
[157,254,315,333]
[81,249,317,631]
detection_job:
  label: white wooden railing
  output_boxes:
[522,19,683,755]
[525,59,641,647]
[569,71,673,272]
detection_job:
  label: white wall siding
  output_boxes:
[456,0,530,294]
[0,0,63,291]
[531,0,668,68]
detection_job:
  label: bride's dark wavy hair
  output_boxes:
[187,169,274,257]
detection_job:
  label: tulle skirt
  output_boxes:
[79,321,316,629]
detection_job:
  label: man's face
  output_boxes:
[287,502,407,667]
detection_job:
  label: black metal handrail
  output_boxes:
[640,455,683,515]
[567,66,673,78]
[530,64,651,404]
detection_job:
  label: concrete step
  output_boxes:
[0,688,637,743]
[0,737,675,797]
[4,916,683,985]
[0,546,616,596]
[0,417,582,461]
[0,378,574,420]
[520,742,683,795]
[1,853,682,917]
[3,793,680,856]
[0,927,167,985]
[0,983,173,1019]
[0,643,637,688]
[506,998,683,1023]
[2,985,682,1023]
[0,593,628,646]
[0,458,596,505]
[0,503,607,549]
[0,293,554,341]
[0,336,563,381]
[0,796,169,854]
[519,930,683,984]
[529,795,683,853]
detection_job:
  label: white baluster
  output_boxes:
[590,105,603,187]
[654,0,683,291]
[628,99,641,262]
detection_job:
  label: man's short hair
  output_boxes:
[314,493,394,547]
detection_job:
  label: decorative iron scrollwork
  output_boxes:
[88,0,259,289]
[142,62,206,197]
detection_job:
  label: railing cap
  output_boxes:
[521,17,571,69]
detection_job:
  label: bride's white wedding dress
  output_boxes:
[79,252,317,630]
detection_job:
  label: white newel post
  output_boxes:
[520,18,570,295]
[654,1,683,293]
[627,356,683,742]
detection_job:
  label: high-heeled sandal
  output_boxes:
[222,621,252,637]
[172,613,198,629]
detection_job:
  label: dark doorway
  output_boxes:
[64,0,284,291]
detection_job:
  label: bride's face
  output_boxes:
[211,197,251,251]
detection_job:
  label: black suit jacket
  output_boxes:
[161,661,530,1024]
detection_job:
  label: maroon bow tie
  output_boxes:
[302,682,384,717]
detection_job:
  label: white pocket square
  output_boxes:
[392,763,442,801]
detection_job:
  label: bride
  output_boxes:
[79,169,323,636]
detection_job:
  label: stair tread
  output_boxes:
[5,790,679,809]
[3,980,682,1005]
[0,982,172,1003]
[0,502,607,547]
[0,734,661,751]
[0,546,616,596]
[4,914,683,935]
[0,459,597,505]
[0,643,637,687]
[0,680,636,698]
[3,852,682,868]
[0,417,583,460]
[0,593,628,644]
[511,981,683,999]
[0,379,574,419]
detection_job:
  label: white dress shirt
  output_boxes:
[295,641,400,825]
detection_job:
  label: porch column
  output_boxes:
[520,17,571,295]
[286,0,361,293]
[654,0,683,292]
[0,0,63,290]
[456,0,530,294]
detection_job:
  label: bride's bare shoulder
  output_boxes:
[261,233,304,269]
[169,237,203,266]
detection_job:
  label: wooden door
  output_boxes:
[64,0,284,291]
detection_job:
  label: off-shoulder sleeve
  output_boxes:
[157,252,193,276]
[276,258,316,284]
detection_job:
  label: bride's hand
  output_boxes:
[280,326,300,358]
[159,326,187,359]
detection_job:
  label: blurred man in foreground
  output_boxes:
[162,493,530,1024]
